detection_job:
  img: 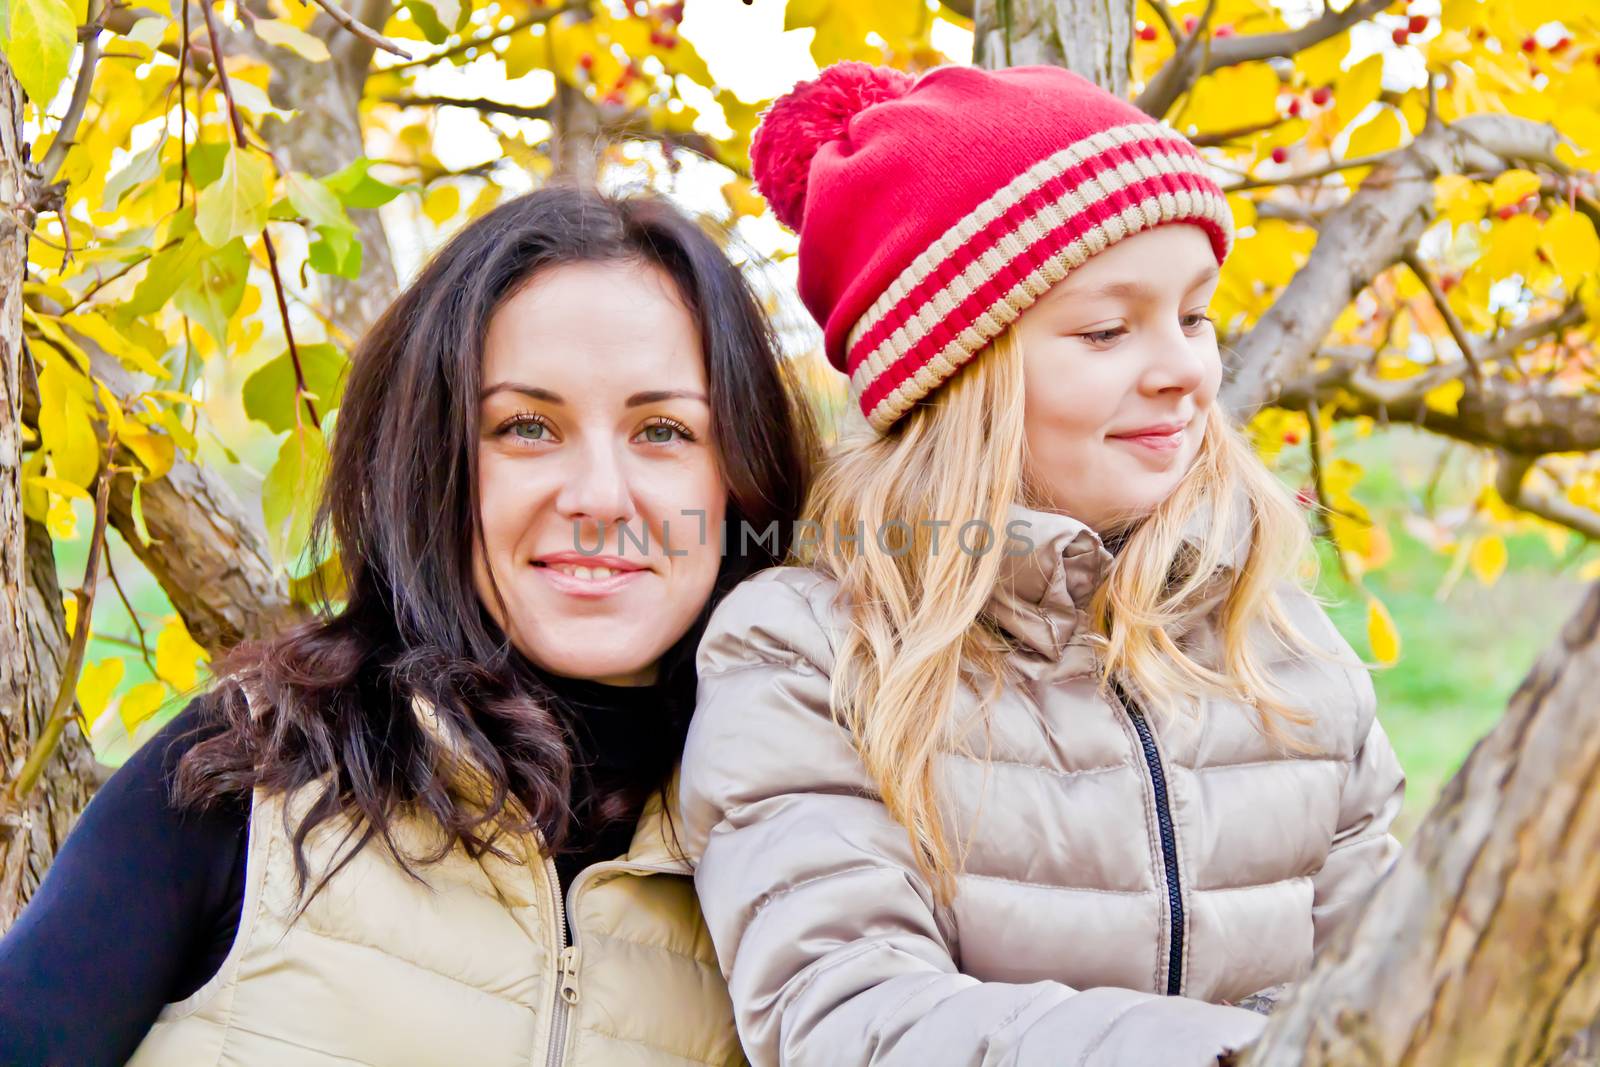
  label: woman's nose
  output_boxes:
[554,441,638,530]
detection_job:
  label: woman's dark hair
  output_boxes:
[175,185,817,888]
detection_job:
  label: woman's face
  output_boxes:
[473,259,726,686]
[1014,224,1223,533]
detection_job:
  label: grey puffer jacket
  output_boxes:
[679,505,1404,1067]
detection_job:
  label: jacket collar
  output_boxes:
[985,496,1253,660]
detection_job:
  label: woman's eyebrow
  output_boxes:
[625,390,710,407]
[479,383,564,403]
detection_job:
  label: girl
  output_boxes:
[679,63,1404,1066]
[0,186,813,1065]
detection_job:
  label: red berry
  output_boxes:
[1287,97,1302,117]
[1284,432,1302,446]
[1472,27,1487,41]
[1440,274,1458,292]
[1183,14,1198,33]
[1551,37,1571,54]
[1138,23,1158,41]
[1214,24,1234,37]
[1521,36,1537,53]
[1407,14,1428,33]
[1311,86,1332,106]
[1392,27,1409,45]
[578,52,594,70]
[662,1,685,21]
[659,34,677,49]
[602,90,623,105]
[1496,205,1518,220]
[1534,209,1550,223]
[1271,146,1289,164]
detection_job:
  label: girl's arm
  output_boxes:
[1310,712,1405,950]
[680,573,1268,1067]
[0,701,248,1067]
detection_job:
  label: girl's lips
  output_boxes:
[1109,427,1186,453]
[532,563,649,599]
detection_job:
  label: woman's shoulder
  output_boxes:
[698,565,846,676]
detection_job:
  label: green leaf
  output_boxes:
[181,141,230,189]
[322,158,402,209]
[262,426,328,563]
[401,0,456,44]
[242,344,349,433]
[284,170,350,231]
[307,223,362,279]
[173,238,250,346]
[101,140,165,212]
[123,235,206,317]
[195,143,272,248]
[252,16,331,61]
[7,0,75,107]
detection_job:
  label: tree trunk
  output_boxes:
[971,0,1133,95]
[1238,582,1600,1065]
[0,62,98,931]
[552,80,603,187]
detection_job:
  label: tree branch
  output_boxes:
[36,0,106,187]
[1221,113,1564,418]
[301,0,411,60]
[384,1,587,71]
[1403,248,1485,388]
[1137,0,1388,119]
[1496,455,1600,542]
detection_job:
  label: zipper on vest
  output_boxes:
[544,854,575,1067]
[1111,680,1185,996]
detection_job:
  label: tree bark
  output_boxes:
[551,80,603,187]
[971,0,1133,95]
[1238,582,1600,1066]
[0,62,98,931]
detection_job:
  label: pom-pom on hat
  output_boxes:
[750,62,1234,433]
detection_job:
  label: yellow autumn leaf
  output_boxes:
[1489,169,1541,211]
[76,658,125,728]
[155,614,208,691]
[423,184,460,225]
[45,496,77,540]
[1434,174,1488,224]
[1345,105,1405,159]
[1333,55,1384,133]
[1541,208,1600,281]
[118,680,168,736]
[722,178,766,220]
[1366,596,1401,665]
[1423,378,1465,416]
[1226,194,1257,230]
[1470,534,1508,585]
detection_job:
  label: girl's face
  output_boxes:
[1014,224,1223,533]
[473,259,726,686]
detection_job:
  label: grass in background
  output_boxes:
[1308,429,1594,838]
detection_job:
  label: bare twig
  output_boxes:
[104,548,157,677]
[1138,0,1388,118]
[384,94,554,122]
[385,0,586,70]
[38,0,107,185]
[1403,249,1486,388]
[2,447,119,808]
[1222,151,1395,194]
[299,0,413,59]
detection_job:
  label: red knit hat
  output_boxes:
[751,62,1234,432]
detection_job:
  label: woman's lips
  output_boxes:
[532,562,649,599]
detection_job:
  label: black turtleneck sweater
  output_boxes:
[0,673,683,1067]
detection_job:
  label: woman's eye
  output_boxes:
[636,418,695,445]
[503,414,553,442]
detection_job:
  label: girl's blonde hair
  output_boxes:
[801,325,1316,903]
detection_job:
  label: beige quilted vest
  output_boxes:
[128,694,745,1067]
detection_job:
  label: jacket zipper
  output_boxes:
[544,854,578,1067]
[542,856,686,1067]
[1111,680,1185,996]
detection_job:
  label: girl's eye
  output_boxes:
[501,413,554,443]
[636,418,695,445]
[1078,326,1125,345]
[1181,312,1215,332]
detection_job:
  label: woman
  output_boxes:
[679,63,1405,1066]
[0,186,813,1065]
